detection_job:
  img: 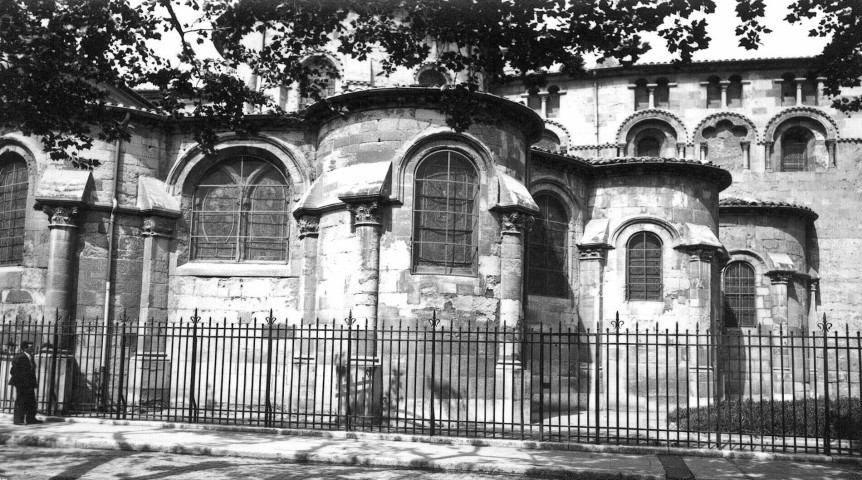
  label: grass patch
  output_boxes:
[670,397,862,439]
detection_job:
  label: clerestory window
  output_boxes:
[412,150,479,275]
[190,156,290,262]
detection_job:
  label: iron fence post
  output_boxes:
[538,328,544,442]
[429,310,439,437]
[189,309,200,423]
[116,314,127,420]
[820,313,831,455]
[345,310,355,432]
[594,319,602,445]
[264,310,275,427]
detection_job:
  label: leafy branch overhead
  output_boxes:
[0,0,860,167]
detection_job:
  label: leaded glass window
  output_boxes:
[528,193,568,297]
[190,156,289,262]
[627,232,662,301]
[724,262,756,327]
[0,155,27,265]
[412,150,478,275]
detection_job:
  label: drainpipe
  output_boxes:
[593,71,601,147]
[100,112,130,409]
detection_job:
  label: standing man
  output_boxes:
[8,341,42,425]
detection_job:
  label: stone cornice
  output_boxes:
[719,198,818,221]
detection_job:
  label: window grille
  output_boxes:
[781,132,807,172]
[190,156,289,262]
[412,150,478,275]
[724,262,757,327]
[626,232,662,301]
[0,156,27,266]
[528,193,568,297]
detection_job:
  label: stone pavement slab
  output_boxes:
[1,415,861,480]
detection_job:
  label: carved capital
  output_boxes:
[141,217,174,238]
[766,270,793,285]
[501,211,534,234]
[346,201,381,226]
[578,247,607,261]
[41,205,80,228]
[298,215,320,238]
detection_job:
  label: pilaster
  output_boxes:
[298,215,320,323]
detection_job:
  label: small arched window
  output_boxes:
[528,193,568,297]
[418,68,448,87]
[547,85,561,118]
[634,78,649,110]
[654,78,670,109]
[781,127,811,172]
[706,76,722,108]
[724,262,756,327]
[299,57,337,109]
[781,72,796,106]
[413,150,479,275]
[636,136,662,157]
[727,75,743,108]
[190,156,290,262]
[526,87,541,112]
[536,130,561,151]
[802,75,818,106]
[0,154,28,266]
[627,232,662,301]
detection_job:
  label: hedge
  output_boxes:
[669,397,862,439]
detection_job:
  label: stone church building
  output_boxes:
[1,52,861,346]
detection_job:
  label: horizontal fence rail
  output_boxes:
[1,311,861,456]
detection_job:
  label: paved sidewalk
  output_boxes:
[1,415,861,480]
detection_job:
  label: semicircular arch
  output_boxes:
[616,109,688,145]
[764,107,839,143]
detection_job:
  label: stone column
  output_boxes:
[766,270,799,399]
[37,204,82,413]
[676,143,686,158]
[539,93,548,119]
[342,200,384,425]
[345,201,382,327]
[699,142,708,162]
[720,80,730,107]
[764,141,774,172]
[495,209,533,425]
[616,143,627,157]
[740,140,751,170]
[577,245,610,410]
[298,215,320,323]
[825,139,836,168]
[130,215,175,410]
[647,84,656,109]
[682,247,722,406]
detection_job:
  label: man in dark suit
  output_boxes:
[8,340,42,425]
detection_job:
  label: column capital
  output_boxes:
[576,243,612,261]
[38,204,81,228]
[500,210,534,235]
[766,270,794,285]
[141,216,175,238]
[740,140,751,147]
[808,277,820,291]
[346,201,382,226]
[298,215,320,239]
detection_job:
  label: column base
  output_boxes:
[339,356,383,426]
[129,352,172,412]
[687,366,723,406]
[494,361,531,426]
[37,352,75,415]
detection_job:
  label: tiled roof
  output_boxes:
[720,197,818,219]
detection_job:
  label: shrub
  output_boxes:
[669,397,862,439]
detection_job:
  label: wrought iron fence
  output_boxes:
[1,310,861,456]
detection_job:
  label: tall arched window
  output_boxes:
[781,127,811,172]
[0,154,28,266]
[528,193,568,297]
[536,130,561,151]
[724,262,756,327]
[781,72,796,106]
[627,232,662,301]
[190,156,290,262]
[299,57,337,109]
[526,87,541,112]
[413,150,479,275]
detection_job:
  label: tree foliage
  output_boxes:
[0,0,860,168]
